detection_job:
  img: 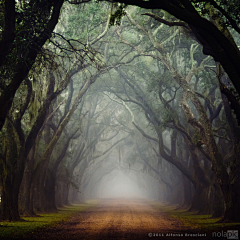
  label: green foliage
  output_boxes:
[0,1,54,80]
[152,202,240,231]
[192,130,203,147]
[190,0,240,30]
[0,202,98,239]
[65,2,109,40]
[109,3,127,26]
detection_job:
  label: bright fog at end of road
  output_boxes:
[95,170,150,199]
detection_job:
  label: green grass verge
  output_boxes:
[151,202,240,231]
[0,200,99,239]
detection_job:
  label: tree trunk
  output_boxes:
[33,172,47,213]
[220,90,240,221]
[0,0,64,132]
[72,188,80,203]
[20,147,36,216]
[177,173,192,209]
[189,183,211,214]
[0,177,20,220]
[21,171,36,216]
[55,182,64,208]
[0,151,26,220]
[43,173,57,212]
[62,184,70,206]
[212,182,224,218]
[222,171,240,222]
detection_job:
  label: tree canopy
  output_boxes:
[0,0,240,224]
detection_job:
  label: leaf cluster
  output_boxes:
[109,3,127,26]
[190,0,240,30]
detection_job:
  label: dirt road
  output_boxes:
[25,199,212,240]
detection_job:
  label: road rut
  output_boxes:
[24,199,210,240]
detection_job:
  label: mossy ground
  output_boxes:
[151,202,240,232]
[0,200,98,239]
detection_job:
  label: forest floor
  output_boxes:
[1,199,240,240]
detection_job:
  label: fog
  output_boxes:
[78,140,164,202]
[95,170,147,199]
[1,0,240,226]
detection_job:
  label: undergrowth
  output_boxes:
[0,200,98,239]
[151,202,240,232]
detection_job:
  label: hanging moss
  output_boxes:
[192,130,203,147]
[109,4,127,26]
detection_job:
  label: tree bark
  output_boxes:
[212,182,224,218]
[0,0,15,67]
[20,147,36,216]
[0,0,64,131]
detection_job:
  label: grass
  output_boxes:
[151,202,240,232]
[0,200,99,239]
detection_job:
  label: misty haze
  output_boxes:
[0,0,240,240]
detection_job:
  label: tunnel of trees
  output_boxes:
[0,0,240,223]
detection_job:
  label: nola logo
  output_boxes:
[212,230,238,239]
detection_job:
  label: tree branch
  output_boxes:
[142,12,189,29]
[0,0,15,67]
